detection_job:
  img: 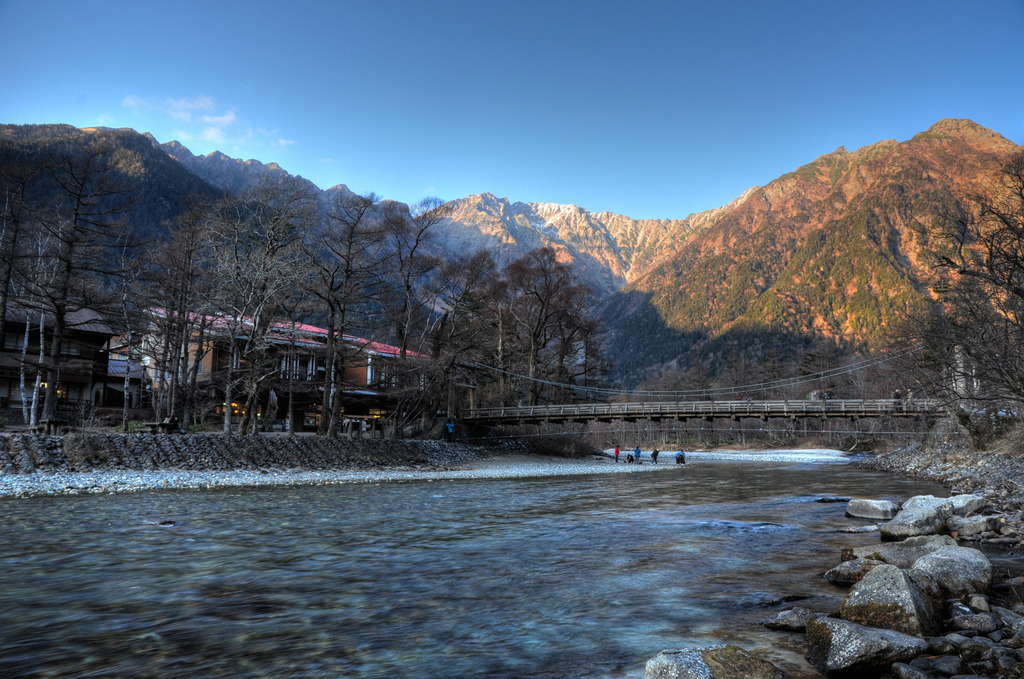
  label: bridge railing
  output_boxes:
[463,398,944,422]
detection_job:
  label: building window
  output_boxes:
[3,332,25,351]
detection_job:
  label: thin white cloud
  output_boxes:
[201,110,236,127]
[120,94,294,157]
[166,96,215,122]
[201,127,226,144]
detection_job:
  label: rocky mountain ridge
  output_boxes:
[5,119,1019,382]
[601,118,1022,380]
[434,192,706,294]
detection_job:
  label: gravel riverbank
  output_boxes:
[0,456,684,499]
[0,433,681,499]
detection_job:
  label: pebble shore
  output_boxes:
[0,433,684,499]
[0,457,684,499]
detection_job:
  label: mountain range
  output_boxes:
[2,119,1019,384]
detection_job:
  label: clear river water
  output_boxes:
[0,451,948,678]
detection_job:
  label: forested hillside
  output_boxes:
[601,119,1020,383]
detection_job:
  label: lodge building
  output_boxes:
[0,305,410,433]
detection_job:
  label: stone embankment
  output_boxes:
[0,432,525,472]
[0,433,531,498]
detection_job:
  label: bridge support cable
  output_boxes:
[461,344,923,403]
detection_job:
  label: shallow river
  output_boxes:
[0,451,946,678]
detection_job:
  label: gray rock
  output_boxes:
[926,635,960,655]
[837,524,880,533]
[824,558,883,585]
[847,498,900,520]
[891,662,932,679]
[923,654,964,674]
[982,646,1019,670]
[805,617,929,676]
[909,545,992,597]
[840,564,938,635]
[847,535,957,569]
[953,635,998,660]
[645,645,783,679]
[950,514,1001,536]
[993,605,1024,633]
[951,611,1001,633]
[879,493,987,540]
[761,607,825,631]
[881,495,950,539]
[968,594,990,612]
[945,493,987,516]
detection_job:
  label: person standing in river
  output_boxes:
[651,448,659,464]
[614,445,620,463]
[633,445,642,464]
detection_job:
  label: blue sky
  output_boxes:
[3,0,1023,219]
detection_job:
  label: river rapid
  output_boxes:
[0,450,947,678]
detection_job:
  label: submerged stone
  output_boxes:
[761,607,826,631]
[847,498,900,520]
[645,645,783,679]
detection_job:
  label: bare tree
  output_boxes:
[0,152,35,344]
[15,139,135,423]
[304,190,385,436]
[207,177,316,435]
[424,250,497,418]
[501,247,593,405]
[907,149,1024,442]
[137,196,217,428]
[381,197,451,359]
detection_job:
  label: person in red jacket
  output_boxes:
[614,445,620,463]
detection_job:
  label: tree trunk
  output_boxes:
[222,373,233,435]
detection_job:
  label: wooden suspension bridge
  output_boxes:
[462,398,945,426]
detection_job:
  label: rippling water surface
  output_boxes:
[0,451,945,678]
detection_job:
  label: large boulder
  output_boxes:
[806,617,929,677]
[909,545,992,597]
[879,494,986,540]
[847,499,900,520]
[880,495,949,540]
[840,564,939,635]
[846,535,957,569]
[645,645,782,679]
[944,493,987,516]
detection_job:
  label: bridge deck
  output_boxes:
[463,399,943,425]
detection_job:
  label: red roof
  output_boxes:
[149,309,420,358]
